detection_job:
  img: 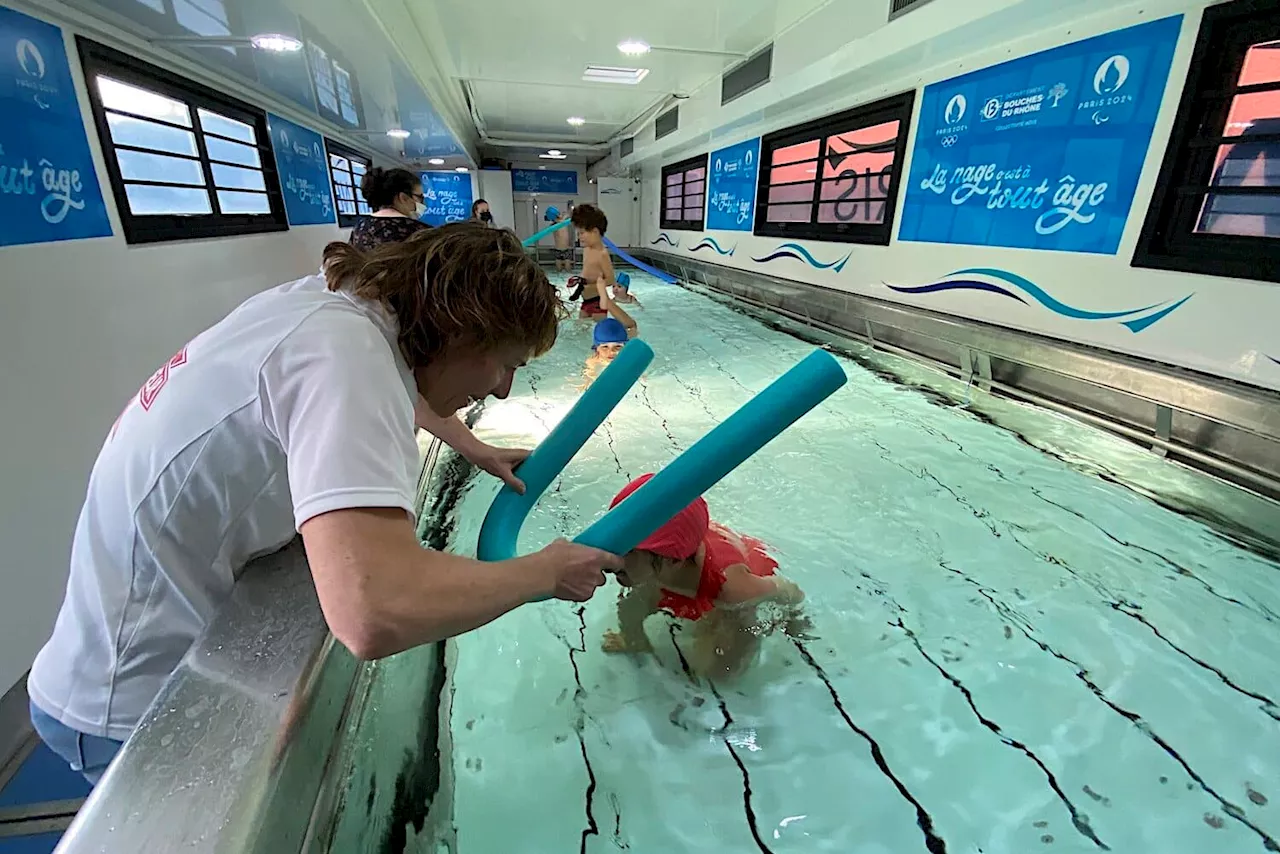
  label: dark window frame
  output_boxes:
[77,38,288,244]
[752,91,915,246]
[660,153,709,231]
[1133,0,1280,283]
[325,138,372,228]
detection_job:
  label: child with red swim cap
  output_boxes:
[602,474,807,677]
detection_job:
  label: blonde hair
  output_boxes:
[322,222,564,367]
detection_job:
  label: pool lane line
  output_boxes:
[1111,602,1280,721]
[890,618,1111,850]
[789,639,949,854]
[942,567,1280,851]
[666,626,777,854]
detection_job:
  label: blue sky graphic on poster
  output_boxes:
[0,7,112,246]
[898,16,1183,254]
[706,137,760,232]
[267,113,334,225]
[512,169,577,194]
[421,171,472,225]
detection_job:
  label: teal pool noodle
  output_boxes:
[574,349,846,555]
[522,217,572,247]
[476,339,653,562]
[602,236,677,284]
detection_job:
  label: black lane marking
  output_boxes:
[668,627,776,854]
[1113,602,1280,720]
[891,619,1109,850]
[790,639,948,853]
[980,589,1280,851]
[563,606,599,854]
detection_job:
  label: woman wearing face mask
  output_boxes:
[349,167,430,250]
[472,199,494,226]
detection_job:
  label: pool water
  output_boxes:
[425,272,1280,854]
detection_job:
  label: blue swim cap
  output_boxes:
[615,272,631,288]
[592,318,628,349]
[544,206,560,222]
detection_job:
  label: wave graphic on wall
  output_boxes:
[885,267,1193,333]
[650,233,680,247]
[752,242,851,273]
[689,237,736,256]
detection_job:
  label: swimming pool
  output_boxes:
[416,272,1280,853]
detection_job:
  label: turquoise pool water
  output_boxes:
[428,272,1280,854]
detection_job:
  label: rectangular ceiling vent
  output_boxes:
[654,106,679,140]
[722,44,772,106]
[888,0,938,20]
[583,65,650,85]
[620,136,635,157]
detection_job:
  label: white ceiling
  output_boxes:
[419,0,831,150]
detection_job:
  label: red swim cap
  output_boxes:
[609,473,710,561]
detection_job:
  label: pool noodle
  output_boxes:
[602,236,677,284]
[522,217,571,247]
[476,347,847,588]
[477,340,654,562]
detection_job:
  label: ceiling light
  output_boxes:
[618,39,650,56]
[539,153,567,159]
[567,116,586,126]
[455,166,469,173]
[386,128,411,139]
[539,165,546,170]
[250,34,302,53]
[581,66,649,85]
[547,149,561,156]
[428,157,445,165]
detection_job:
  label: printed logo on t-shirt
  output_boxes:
[110,345,189,439]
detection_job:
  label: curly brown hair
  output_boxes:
[570,203,608,235]
[322,222,564,368]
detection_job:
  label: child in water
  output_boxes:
[580,317,631,389]
[611,271,639,304]
[602,474,808,678]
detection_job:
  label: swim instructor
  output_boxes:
[27,223,622,782]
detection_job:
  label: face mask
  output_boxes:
[480,211,493,223]
[414,201,427,218]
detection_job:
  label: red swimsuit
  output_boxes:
[657,525,778,621]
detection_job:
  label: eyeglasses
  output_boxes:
[411,192,425,202]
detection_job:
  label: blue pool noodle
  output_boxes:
[522,217,571,247]
[476,347,848,582]
[603,236,677,284]
[477,340,654,562]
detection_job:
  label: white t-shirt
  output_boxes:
[28,274,420,740]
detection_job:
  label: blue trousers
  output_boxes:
[29,700,125,785]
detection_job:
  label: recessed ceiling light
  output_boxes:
[386,128,411,139]
[250,33,302,52]
[539,153,568,159]
[618,39,650,56]
[428,157,445,165]
[567,116,586,126]
[582,66,649,85]
[547,149,562,156]
[539,165,546,170]
[455,166,469,173]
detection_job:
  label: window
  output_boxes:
[78,39,286,244]
[1134,0,1280,283]
[326,140,372,227]
[753,93,914,245]
[661,154,708,231]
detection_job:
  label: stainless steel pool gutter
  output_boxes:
[633,249,1280,503]
[54,438,445,854]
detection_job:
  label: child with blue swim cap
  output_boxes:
[611,271,638,304]
[581,317,632,388]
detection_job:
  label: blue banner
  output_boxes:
[512,168,578,194]
[0,8,112,246]
[706,137,760,232]
[421,171,473,225]
[267,113,334,225]
[898,16,1182,255]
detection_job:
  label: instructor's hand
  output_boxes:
[465,443,530,494]
[535,539,624,602]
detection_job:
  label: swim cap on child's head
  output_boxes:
[592,317,629,350]
[615,272,631,288]
[610,473,710,561]
[544,206,560,222]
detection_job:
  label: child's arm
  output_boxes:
[603,583,659,653]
